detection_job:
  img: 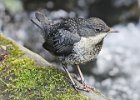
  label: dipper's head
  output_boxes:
[79,17,117,38]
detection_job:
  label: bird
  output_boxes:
[31,12,117,92]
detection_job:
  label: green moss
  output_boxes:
[0,34,89,100]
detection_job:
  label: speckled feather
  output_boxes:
[31,12,110,65]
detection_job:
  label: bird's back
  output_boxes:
[31,12,82,56]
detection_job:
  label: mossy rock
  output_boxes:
[0,33,109,100]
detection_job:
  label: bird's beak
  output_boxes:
[108,28,119,33]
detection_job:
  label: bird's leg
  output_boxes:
[63,65,94,92]
[76,65,94,92]
[62,65,78,91]
[76,64,85,84]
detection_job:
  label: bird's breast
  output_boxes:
[71,36,102,63]
[73,37,97,56]
[61,35,104,65]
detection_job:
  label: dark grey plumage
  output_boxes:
[31,12,110,61]
[31,12,113,91]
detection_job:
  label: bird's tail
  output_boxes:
[31,12,50,38]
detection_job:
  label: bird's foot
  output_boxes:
[71,81,95,92]
[79,82,95,92]
[73,76,95,92]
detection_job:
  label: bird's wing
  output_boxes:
[31,12,81,56]
[43,29,81,56]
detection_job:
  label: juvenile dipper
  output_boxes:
[31,12,117,92]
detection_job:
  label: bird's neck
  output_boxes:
[87,33,107,45]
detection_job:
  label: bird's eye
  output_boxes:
[95,28,102,32]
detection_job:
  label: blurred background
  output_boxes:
[0,0,140,100]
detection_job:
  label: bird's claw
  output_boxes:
[71,82,94,92]
[80,83,95,92]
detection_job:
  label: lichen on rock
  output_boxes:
[0,34,88,100]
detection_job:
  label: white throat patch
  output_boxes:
[74,33,107,48]
[89,33,107,44]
